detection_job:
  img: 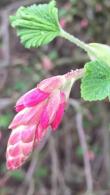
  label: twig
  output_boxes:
[76,113,93,193]
[49,136,59,195]
[64,118,73,182]
[0,174,10,187]
[0,98,12,110]
[98,103,110,188]
[69,99,93,193]
[58,171,71,195]
[0,11,10,67]
[49,136,71,195]
[27,179,35,195]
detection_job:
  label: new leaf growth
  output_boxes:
[10,1,60,48]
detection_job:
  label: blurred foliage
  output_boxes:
[35,166,48,179]
[9,170,25,181]
[0,113,12,128]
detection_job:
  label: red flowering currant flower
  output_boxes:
[6,74,74,170]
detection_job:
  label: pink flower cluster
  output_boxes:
[6,75,72,170]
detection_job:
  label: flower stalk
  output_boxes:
[65,68,85,81]
[60,29,95,56]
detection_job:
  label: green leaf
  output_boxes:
[10,1,60,48]
[81,60,110,101]
[88,43,110,66]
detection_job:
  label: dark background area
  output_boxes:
[0,0,110,194]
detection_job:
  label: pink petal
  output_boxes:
[8,144,21,157]
[16,105,25,112]
[22,144,34,156]
[21,125,36,143]
[37,76,65,93]
[35,124,47,142]
[40,90,61,129]
[6,157,25,170]
[9,101,46,129]
[51,92,66,130]
[8,130,21,145]
[6,125,36,170]
[16,88,49,112]
[35,124,43,141]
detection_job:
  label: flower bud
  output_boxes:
[6,73,76,170]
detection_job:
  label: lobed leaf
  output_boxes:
[81,60,110,101]
[10,1,60,48]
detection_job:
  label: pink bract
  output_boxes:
[37,76,65,92]
[40,90,61,129]
[6,125,36,170]
[16,88,49,112]
[51,92,66,130]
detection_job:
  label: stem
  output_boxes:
[65,68,85,80]
[60,29,94,54]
